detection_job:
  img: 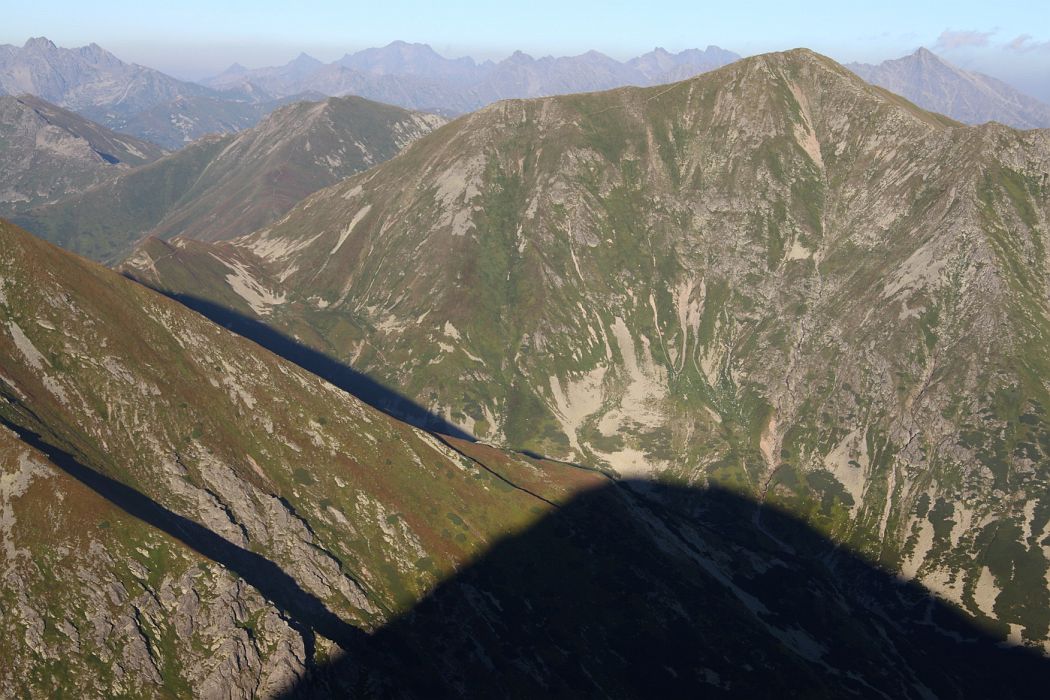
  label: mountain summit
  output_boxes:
[0,37,303,147]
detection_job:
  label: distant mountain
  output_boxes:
[848,48,1050,129]
[0,37,295,148]
[202,41,741,114]
[14,95,444,262]
[100,91,325,150]
[628,46,742,82]
[336,40,485,84]
[0,94,166,213]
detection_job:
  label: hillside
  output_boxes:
[0,94,166,213]
[126,48,1050,652]
[4,218,1049,695]
[14,95,444,262]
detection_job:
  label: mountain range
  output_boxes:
[0,94,166,213]
[849,48,1050,129]
[12,95,443,262]
[126,48,1050,657]
[5,36,1049,156]
[203,41,742,115]
[2,31,1050,696]
[0,37,307,148]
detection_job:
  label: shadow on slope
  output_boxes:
[130,286,475,441]
[287,480,1050,699]
[0,412,367,657]
[4,388,1047,697]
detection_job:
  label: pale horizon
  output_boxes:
[3,0,1048,100]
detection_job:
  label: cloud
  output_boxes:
[1006,34,1050,52]
[1007,34,1032,51]
[935,29,994,51]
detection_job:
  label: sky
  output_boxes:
[4,0,1049,99]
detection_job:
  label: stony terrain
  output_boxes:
[849,48,1050,129]
[14,96,444,262]
[127,49,1050,654]
[0,95,165,213]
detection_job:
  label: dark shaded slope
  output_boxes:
[288,482,1050,699]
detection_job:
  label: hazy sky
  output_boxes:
[4,0,1049,99]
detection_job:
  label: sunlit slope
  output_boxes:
[0,219,600,695]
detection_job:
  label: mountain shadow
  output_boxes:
[285,480,1050,699]
[129,285,475,441]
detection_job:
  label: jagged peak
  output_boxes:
[22,36,57,51]
[289,52,321,66]
[912,46,939,60]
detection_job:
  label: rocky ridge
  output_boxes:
[203,41,742,115]
[0,94,166,213]
[5,218,1050,696]
[13,95,444,262]
[0,37,304,148]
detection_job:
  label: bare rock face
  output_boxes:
[127,50,1050,654]
[0,95,165,214]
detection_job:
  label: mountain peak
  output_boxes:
[23,36,57,52]
[379,40,441,56]
[505,50,535,64]
[910,46,943,63]
[848,47,1050,128]
[289,52,322,67]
